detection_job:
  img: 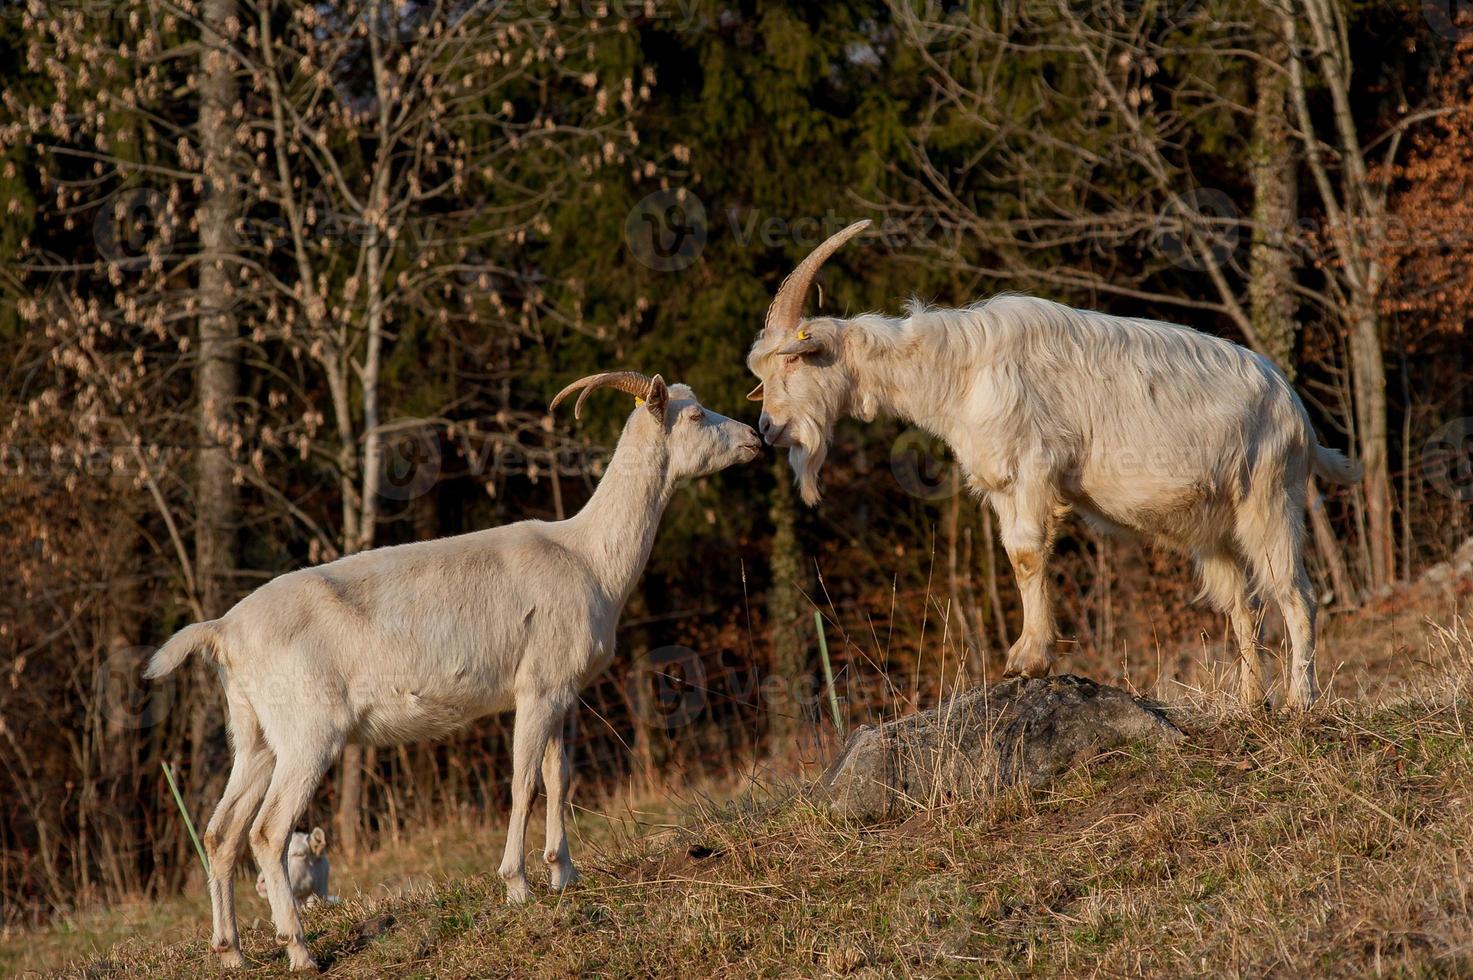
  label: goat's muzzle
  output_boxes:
[759,413,791,447]
[737,428,763,462]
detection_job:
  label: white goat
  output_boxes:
[255,827,338,909]
[145,371,760,972]
[746,220,1360,712]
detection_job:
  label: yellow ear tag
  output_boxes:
[797,329,810,340]
[635,397,645,406]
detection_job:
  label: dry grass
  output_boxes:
[12,590,1473,978]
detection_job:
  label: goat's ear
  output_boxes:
[646,374,668,423]
[309,827,327,855]
[746,382,764,402]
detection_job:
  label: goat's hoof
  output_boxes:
[1003,643,1055,679]
[287,942,319,972]
[503,877,532,904]
[1002,661,1053,680]
[216,947,246,969]
[1283,683,1319,714]
[549,864,581,891]
[1241,696,1273,716]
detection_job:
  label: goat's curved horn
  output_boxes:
[763,219,871,337]
[550,371,656,420]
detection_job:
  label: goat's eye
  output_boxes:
[685,407,703,423]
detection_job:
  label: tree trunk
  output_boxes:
[1248,42,1299,378]
[1308,479,1355,601]
[195,0,240,621]
[190,0,240,853]
[335,19,399,848]
[1281,0,1396,589]
[335,744,364,857]
[1248,38,1355,604]
[1351,305,1395,587]
[766,458,807,752]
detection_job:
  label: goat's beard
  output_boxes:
[787,418,830,506]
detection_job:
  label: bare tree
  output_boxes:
[2,0,643,898]
[881,0,1425,597]
[224,0,641,847]
[196,0,242,620]
[1277,0,1402,588]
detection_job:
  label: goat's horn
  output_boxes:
[763,219,871,337]
[550,371,655,420]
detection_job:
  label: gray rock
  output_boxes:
[818,675,1184,821]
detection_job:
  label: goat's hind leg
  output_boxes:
[249,728,342,972]
[206,691,275,968]
[541,714,578,891]
[1240,496,1319,710]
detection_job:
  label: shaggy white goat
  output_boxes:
[747,220,1360,712]
[145,371,760,971]
[254,827,338,909]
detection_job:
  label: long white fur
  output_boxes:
[748,293,1360,710]
[146,382,760,972]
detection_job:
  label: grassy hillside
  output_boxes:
[18,590,1473,977]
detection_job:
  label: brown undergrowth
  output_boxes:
[14,596,1473,978]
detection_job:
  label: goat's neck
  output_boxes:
[565,435,673,606]
[845,324,967,439]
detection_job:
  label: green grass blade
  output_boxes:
[815,611,844,738]
[162,762,209,881]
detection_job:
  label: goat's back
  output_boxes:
[215,522,606,746]
[930,296,1316,549]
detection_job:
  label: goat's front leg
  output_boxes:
[540,717,579,891]
[991,483,1060,679]
[499,693,564,903]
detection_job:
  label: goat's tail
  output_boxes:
[1312,443,1363,485]
[144,620,223,679]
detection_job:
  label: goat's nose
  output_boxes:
[758,413,774,441]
